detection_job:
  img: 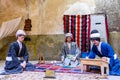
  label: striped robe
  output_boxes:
[61,42,80,67]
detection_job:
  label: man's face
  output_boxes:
[17,35,25,42]
[66,36,72,43]
[91,40,100,46]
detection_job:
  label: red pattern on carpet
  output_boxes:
[34,63,100,74]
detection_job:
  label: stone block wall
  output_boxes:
[95,0,120,31]
[109,32,120,58]
[0,35,65,60]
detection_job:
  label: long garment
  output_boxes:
[87,42,120,76]
[61,42,80,67]
[2,41,35,75]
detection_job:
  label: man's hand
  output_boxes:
[72,57,76,62]
[101,57,107,61]
[20,61,26,68]
[61,59,64,63]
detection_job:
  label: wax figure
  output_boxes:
[0,30,35,75]
[61,33,80,67]
[84,29,120,75]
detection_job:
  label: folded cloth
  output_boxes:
[63,57,79,67]
[67,55,75,59]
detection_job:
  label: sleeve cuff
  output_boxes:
[107,58,110,63]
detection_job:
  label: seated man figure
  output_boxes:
[61,33,80,67]
[0,30,35,75]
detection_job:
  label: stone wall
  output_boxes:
[95,0,120,31]
[25,34,64,60]
[0,35,65,60]
[109,32,120,58]
[0,37,16,60]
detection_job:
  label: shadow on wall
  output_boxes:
[0,36,16,60]
[35,35,65,61]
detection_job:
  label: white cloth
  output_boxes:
[90,33,100,38]
[6,57,22,61]
[17,40,22,54]
[97,42,102,54]
[6,57,12,61]
[67,42,71,50]
[0,17,22,40]
[63,57,79,67]
[65,33,72,38]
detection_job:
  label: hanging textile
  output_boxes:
[63,14,108,52]
[63,15,90,52]
[0,17,22,40]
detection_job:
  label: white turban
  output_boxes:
[90,30,100,38]
[90,33,100,38]
[65,33,72,38]
[16,30,26,37]
[90,29,101,41]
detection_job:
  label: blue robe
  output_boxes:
[1,41,35,75]
[61,42,80,67]
[87,42,120,76]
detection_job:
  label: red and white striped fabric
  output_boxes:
[63,14,108,52]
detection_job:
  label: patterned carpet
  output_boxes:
[34,63,101,74]
[0,63,108,80]
[35,63,83,74]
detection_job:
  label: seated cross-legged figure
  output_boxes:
[0,30,35,75]
[61,33,80,67]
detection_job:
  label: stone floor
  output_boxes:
[0,61,120,80]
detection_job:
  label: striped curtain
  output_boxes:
[63,15,91,52]
[63,14,109,52]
